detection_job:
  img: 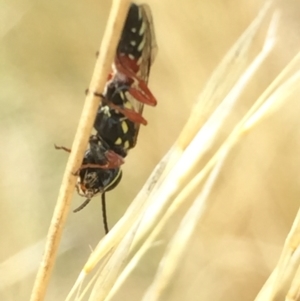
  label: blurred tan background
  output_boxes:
[1,0,300,300]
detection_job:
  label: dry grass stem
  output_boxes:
[243,70,300,131]
[286,262,300,301]
[88,225,138,301]
[177,0,273,149]
[29,0,130,300]
[255,206,300,300]
[142,142,228,300]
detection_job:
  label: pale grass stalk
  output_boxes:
[177,0,273,149]
[255,270,278,301]
[142,137,229,301]
[29,1,130,301]
[66,253,111,301]
[286,255,300,301]
[143,68,300,299]
[156,0,273,185]
[73,252,117,301]
[88,221,140,301]
[208,49,300,301]
[69,208,146,300]
[243,70,300,132]
[248,50,300,113]
[240,29,300,301]
[139,20,300,301]
[254,204,300,300]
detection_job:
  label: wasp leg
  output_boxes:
[55,145,79,176]
[105,149,125,167]
[54,144,71,153]
[115,55,139,75]
[74,162,115,175]
[128,84,157,106]
[108,102,147,125]
[114,59,157,106]
[74,150,124,175]
[94,92,105,99]
[79,163,111,170]
[80,157,123,171]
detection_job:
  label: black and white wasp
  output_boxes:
[58,3,158,233]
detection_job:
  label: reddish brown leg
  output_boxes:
[114,59,157,106]
[75,150,124,174]
[108,102,148,125]
[105,150,125,167]
[116,55,140,74]
[128,85,157,106]
[73,163,111,176]
[80,163,111,170]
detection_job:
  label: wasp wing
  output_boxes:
[138,4,158,79]
[130,3,157,145]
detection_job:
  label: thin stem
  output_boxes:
[29,1,130,301]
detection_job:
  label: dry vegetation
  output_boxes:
[1,0,300,300]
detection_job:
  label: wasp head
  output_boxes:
[76,167,122,199]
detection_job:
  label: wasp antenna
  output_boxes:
[73,199,91,213]
[101,193,109,234]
